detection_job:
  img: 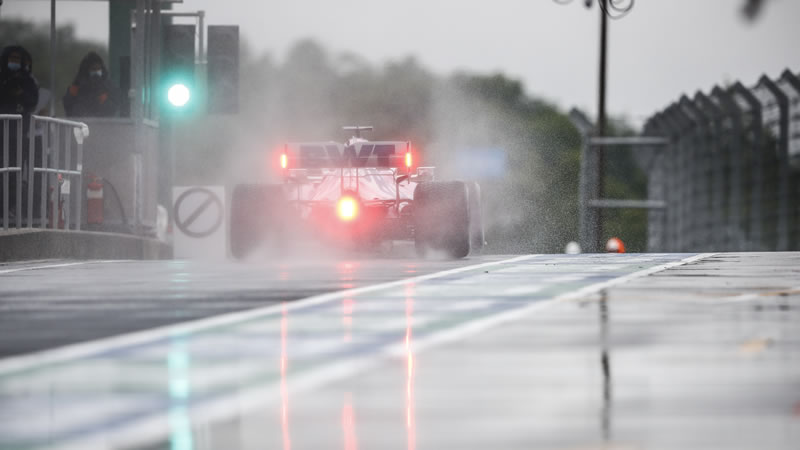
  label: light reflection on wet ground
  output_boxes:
[1,253,799,449]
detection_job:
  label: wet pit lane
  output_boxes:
[0,252,798,449]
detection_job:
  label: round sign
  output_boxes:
[173,187,224,238]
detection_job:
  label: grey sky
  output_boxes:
[3,0,799,124]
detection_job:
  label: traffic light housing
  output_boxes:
[207,25,239,114]
[162,24,196,111]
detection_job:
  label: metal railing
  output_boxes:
[1,115,24,230]
[0,115,89,231]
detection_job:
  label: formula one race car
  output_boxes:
[230,126,484,259]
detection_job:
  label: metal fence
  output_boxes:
[644,69,800,252]
[0,115,90,231]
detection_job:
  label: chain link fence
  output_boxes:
[644,69,800,252]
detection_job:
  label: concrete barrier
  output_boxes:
[0,229,171,261]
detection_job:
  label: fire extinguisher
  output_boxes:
[87,174,104,224]
[49,174,67,229]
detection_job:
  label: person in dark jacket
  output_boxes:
[0,45,39,115]
[63,51,118,117]
[0,45,39,219]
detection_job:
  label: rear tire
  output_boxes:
[413,181,470,259]
[230,184,288,259]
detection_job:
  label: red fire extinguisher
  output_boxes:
[87,174,104,224]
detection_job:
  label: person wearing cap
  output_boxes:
[63,51,119,117]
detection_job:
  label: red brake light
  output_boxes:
[280,153,288,170]
[405,151,412,168]
[337,196,359,222]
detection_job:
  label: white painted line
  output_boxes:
[0,260,127,275]
[0,254,540,375]
[502,285,544,296]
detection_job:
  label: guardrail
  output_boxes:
[0,115,89,231]
[1,114,23,230]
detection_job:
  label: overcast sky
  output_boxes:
[3,0,799,125]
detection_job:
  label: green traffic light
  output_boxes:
[167,83,191,107]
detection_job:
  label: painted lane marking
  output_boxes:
[0,260,127,275]
[501,285,545,296]
[0,254,539,375]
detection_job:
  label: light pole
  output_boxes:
[596,0,608,248]
[554,0,634,250]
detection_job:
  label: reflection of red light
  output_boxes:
[343,298,355,315]
[280,305,291,450]
[342,394,359,450]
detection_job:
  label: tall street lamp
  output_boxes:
[554,0,634,250]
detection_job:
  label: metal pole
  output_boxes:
[643,114,667,252]
[730,82,764,250]
[198,11,205,64]
[198,11,206,112]
[659,107,684,252]
[680,95,711,251]
[16,118,22,228]
[713,86,744,251]
[49,0,56,117]
[64,126,71,230]
[694,92,725,251]
[568,108,595,252]
[27,116,35,228]
[40,123,48,227]
[53,123,61,229]
[596,0,608,251]
[2,119,8,230]
[679,97,702,250]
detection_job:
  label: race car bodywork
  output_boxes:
[230,127,484,259]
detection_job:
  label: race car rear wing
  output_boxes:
[282,141,411,169]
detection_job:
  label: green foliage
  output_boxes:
[0,19,108,116]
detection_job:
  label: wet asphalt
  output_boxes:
[0,252,798,449]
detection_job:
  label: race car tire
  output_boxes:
[466,181,485,254]
[230,184,288,260]
[413,181,470,259]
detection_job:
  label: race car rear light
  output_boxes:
[336,196,359,222]
[405,151,412,168]
[280,153,288,170]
